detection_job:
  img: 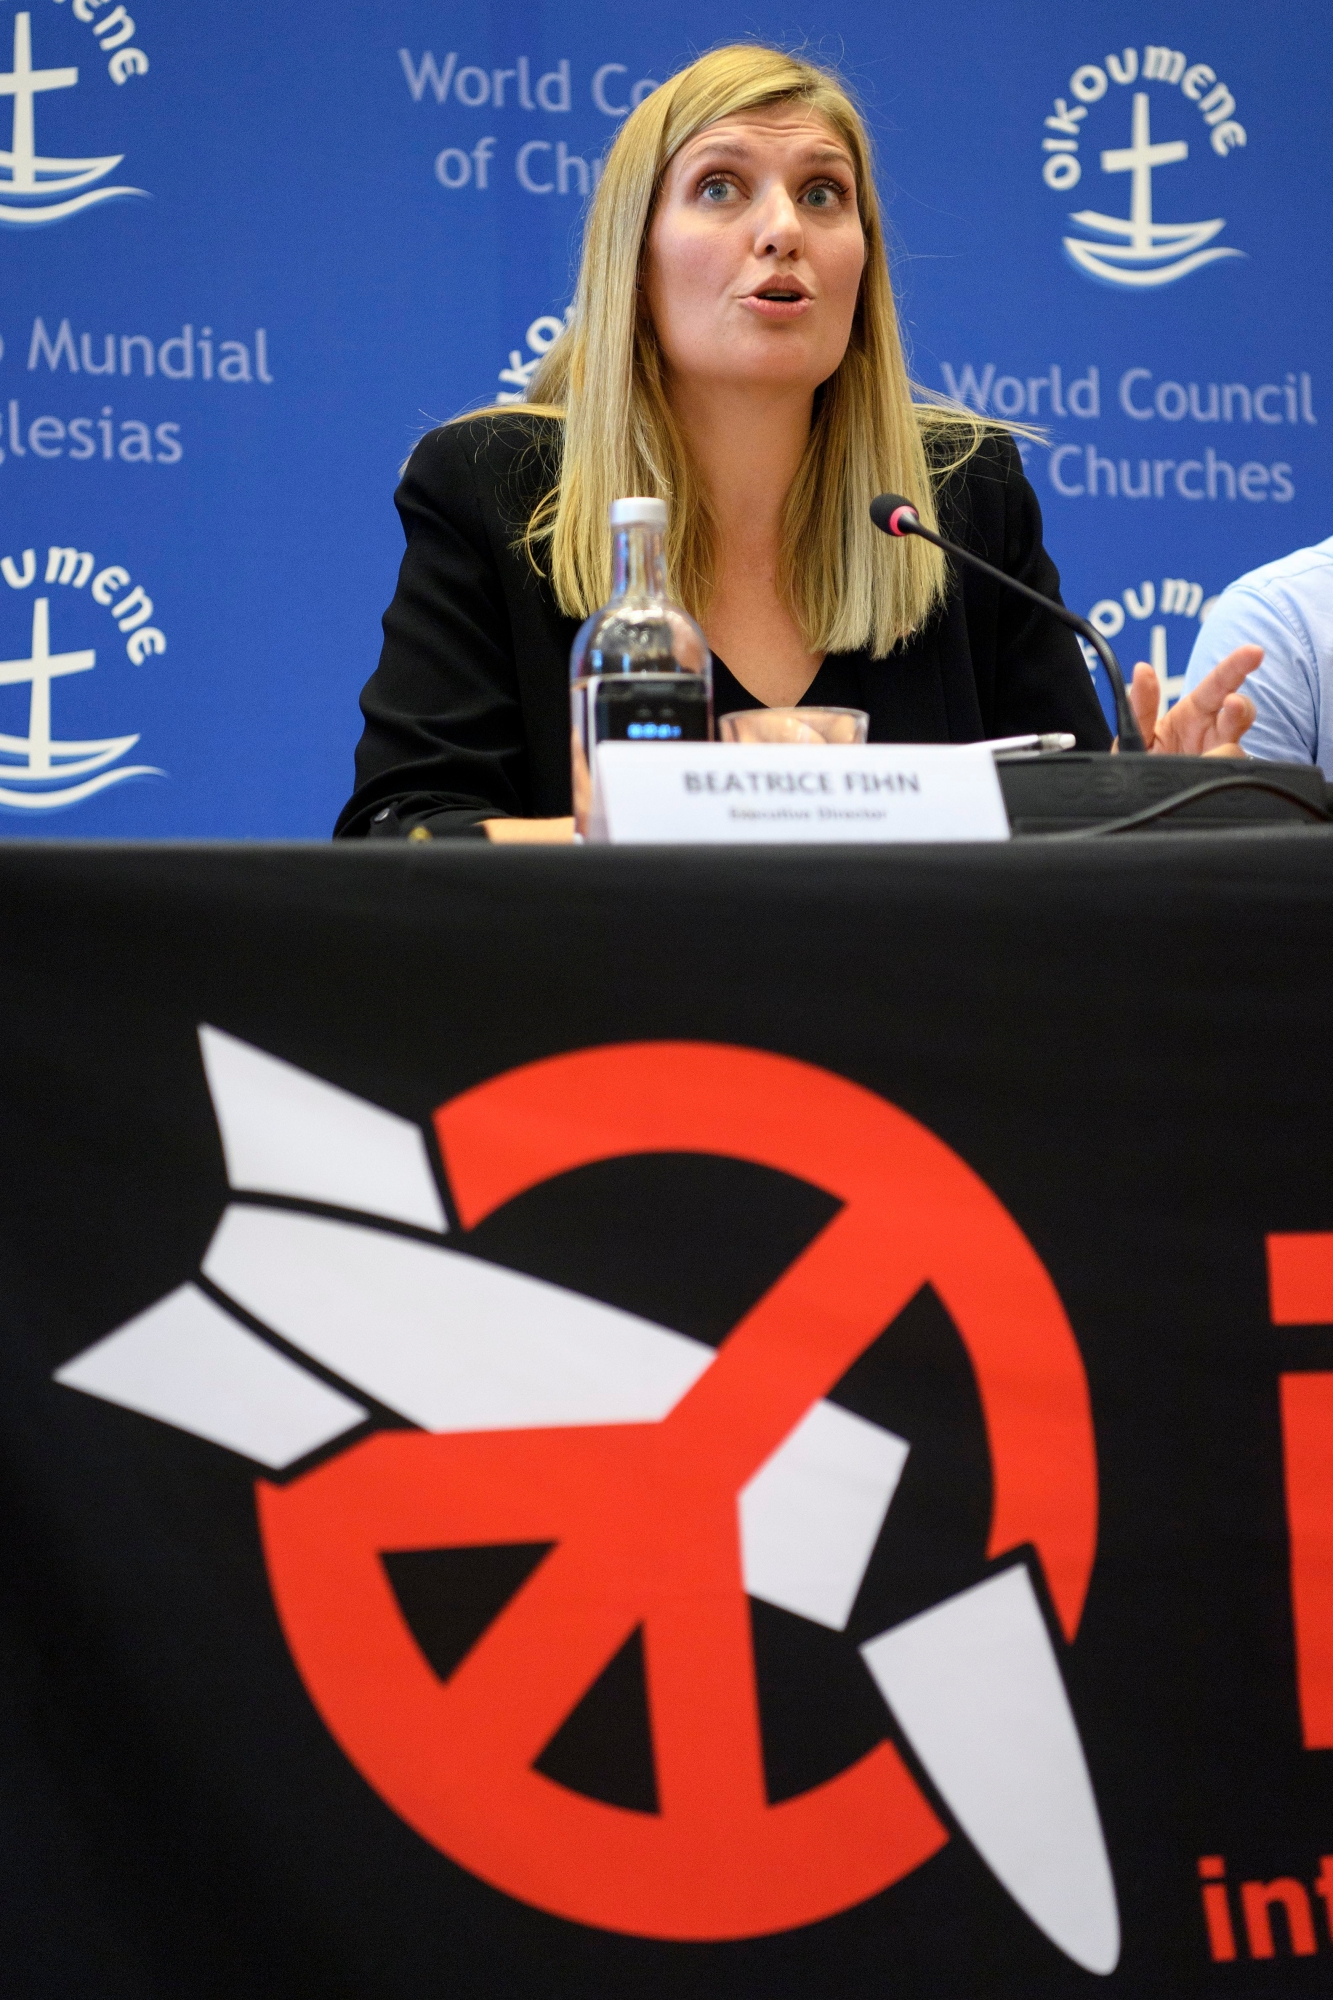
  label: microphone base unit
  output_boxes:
[995,754,1331,837]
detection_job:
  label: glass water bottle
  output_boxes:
[570,497,712,836]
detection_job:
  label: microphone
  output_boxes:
[870,493,1147,753]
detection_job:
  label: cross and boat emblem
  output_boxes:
[0,10,144,225]
[0,597,159,810]
[1064,92,1243,289]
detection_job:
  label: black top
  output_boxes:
[335,412,1111,838]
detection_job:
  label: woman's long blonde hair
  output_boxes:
[506,43,982,658]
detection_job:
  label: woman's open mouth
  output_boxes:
[742,286,813,320]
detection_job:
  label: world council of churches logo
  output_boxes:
[0,6,150,226]
[0,541,166,808]
[1041,44,1247,288]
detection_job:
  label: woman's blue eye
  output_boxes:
[702,180,731,201]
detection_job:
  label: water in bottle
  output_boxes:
[570,497,712,836]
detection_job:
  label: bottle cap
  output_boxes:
[609,497,668,528]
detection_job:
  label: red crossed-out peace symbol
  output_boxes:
[258,1043,1097,1940]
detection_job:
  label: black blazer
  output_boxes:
[335,413,1110,837]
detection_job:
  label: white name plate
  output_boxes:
[591,741,1011,844]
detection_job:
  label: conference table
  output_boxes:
[3,830,1332,1998]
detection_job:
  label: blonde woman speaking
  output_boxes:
[336,44,1258,841]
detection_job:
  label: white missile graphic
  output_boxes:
[862,1567,1119,1973]
[55,1027,1119,1969]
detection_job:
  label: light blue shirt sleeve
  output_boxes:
[1183,567,1329,775]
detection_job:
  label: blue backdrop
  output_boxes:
[1,0,1327,835]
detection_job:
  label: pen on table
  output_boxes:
[982,733,1077,754]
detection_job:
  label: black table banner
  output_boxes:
[3,835,1333,1999]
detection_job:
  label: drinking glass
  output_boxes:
[718,707,869,745]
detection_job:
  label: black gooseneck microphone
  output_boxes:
[870,493,1147,753]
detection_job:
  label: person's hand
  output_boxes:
[1125,645,1262,757]
[481,817,576,844]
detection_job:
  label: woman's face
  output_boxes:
[643,103,866,402]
